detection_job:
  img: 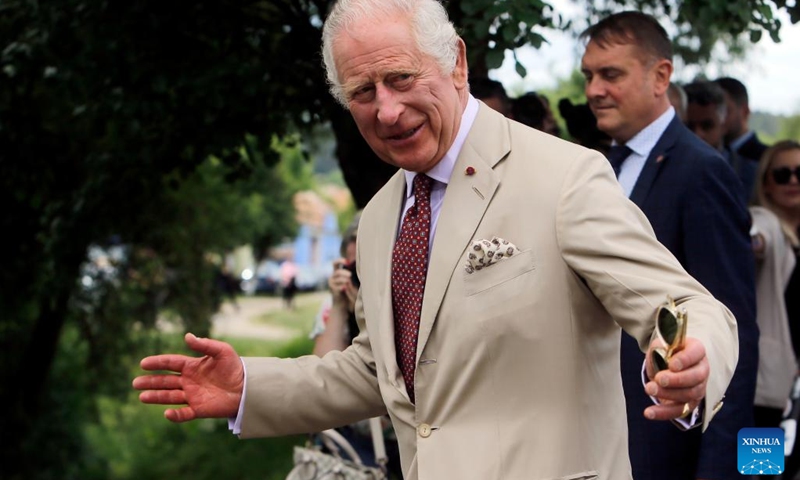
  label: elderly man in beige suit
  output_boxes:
[134,0,738,478]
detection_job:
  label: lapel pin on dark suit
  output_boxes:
[656,155,665,163]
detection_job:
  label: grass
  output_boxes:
[250,292,324,333]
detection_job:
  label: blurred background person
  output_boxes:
[309,213,402,478]
[715,76,771,162]
[279,258,298,310]
[511,91,547,131]
[557,97,611,154]
[469,75,513,117]
[667,81,688,122]
[684,80,756,201]
[750,141,800,428]
[537,93,561,137]
[311,215,361,356]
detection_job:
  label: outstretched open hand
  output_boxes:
[132,333,244,422]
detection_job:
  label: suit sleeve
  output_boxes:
[555,149,739,431]
[238,290,386,438]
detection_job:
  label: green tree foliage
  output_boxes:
[779,115,800,141]
[576,0,799,65]
[1,1,304,476]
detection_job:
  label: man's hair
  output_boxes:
[714,77,749,108]
[558,98,611,152]
[470,77,508,102]
[321,0,460,107]
[580,11,672,63]
[470,76,511,112]
[512,92,547,131]
[685,81,727,120]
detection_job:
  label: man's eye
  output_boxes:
[391,74,413,87]
[351,85,374,100]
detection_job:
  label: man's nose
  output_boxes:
[584,77,605,100]
[375,85,403,125]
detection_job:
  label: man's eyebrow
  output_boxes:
[342,79,373,94]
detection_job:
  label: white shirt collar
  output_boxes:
[622,106,675,158]
[403,95,479,197]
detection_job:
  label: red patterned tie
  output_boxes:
[392,174,433,403]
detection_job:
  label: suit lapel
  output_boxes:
[629,115,682,206]
[369,171,407,390]
[415,104,505,363]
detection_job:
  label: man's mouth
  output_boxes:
[389,124,422,141]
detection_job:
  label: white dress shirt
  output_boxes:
[617,107,675,197]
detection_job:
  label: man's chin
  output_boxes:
[595,119,617,138]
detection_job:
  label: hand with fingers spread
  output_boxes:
[132,332,244,422]
[643,336,709,422]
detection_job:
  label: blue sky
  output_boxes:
[493,5,800,116]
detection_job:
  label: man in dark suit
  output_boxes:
[684,80,757,202]
[581,12,758,480]
[715,76,770,162]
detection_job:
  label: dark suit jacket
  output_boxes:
[620,115,758,480]
[735,131,769,163]
[723,146,757,204]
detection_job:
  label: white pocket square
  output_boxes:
[464,236,519,274]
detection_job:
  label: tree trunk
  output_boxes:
[1,249,83,478]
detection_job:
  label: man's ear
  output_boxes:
[452,37,469,90]
[652,59,673,96]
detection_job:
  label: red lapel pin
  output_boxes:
[465,166,476,176]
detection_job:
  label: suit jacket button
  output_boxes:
[417,423,432,438]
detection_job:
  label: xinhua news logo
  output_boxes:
[738,428,784,475]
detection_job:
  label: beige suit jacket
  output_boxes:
[240,105,738,480]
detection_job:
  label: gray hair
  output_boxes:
[321,0,460,107]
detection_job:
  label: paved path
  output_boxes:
[211,291,327,340]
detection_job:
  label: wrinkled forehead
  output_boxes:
[332,12,413,53]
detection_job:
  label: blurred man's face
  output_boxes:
[721,91,746,143]
[582,40,672,144]
[333,14,468,173]
[686,103,724,149]
[481,95,512,117]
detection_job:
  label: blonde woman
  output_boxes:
[750,140,800,429]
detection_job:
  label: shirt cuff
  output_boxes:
[228,358,248,435]
[641,361,702,430]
